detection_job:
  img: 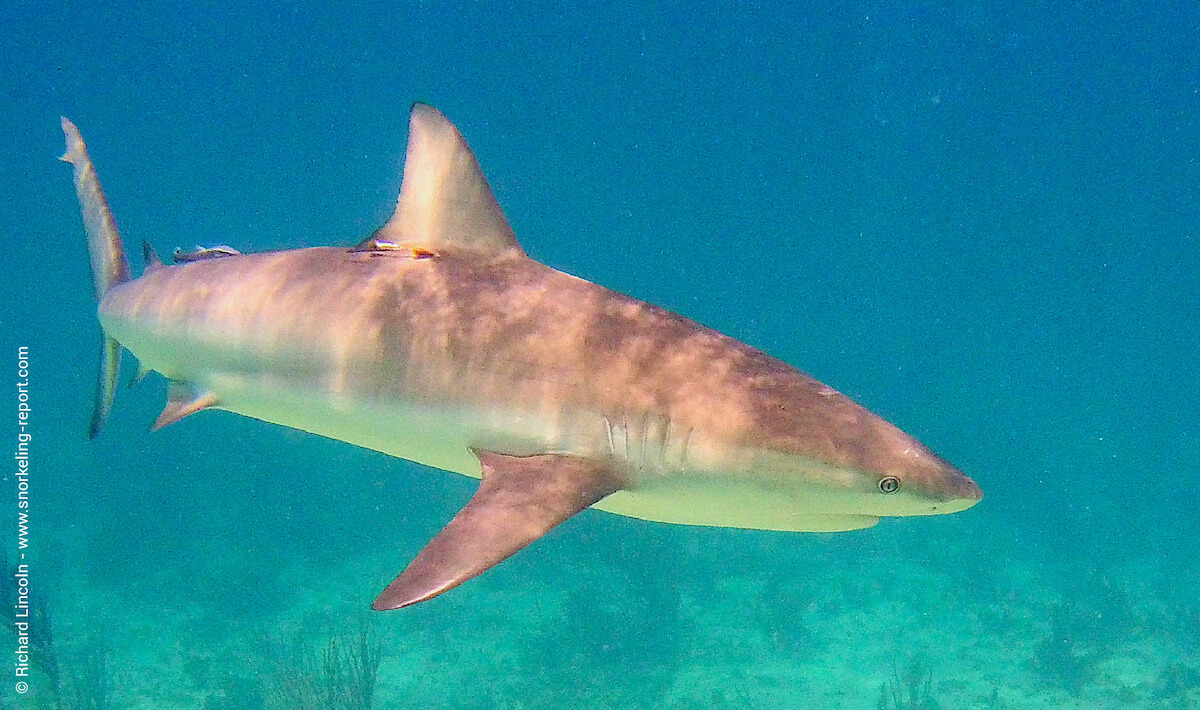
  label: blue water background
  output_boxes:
[2,2,1198,707]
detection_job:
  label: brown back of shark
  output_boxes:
[61,105,982,611]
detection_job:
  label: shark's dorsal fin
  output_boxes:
[152,381,219,431]
[373,104,524,260]
[372,450,625,610]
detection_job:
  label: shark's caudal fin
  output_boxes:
[371,104,525,260]
[61,118,131,438]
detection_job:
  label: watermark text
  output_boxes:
[13,347,31,695]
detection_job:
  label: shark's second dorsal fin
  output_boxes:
[142,241,166,275]
[373,104,524,260]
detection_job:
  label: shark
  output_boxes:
[61,104,981,611]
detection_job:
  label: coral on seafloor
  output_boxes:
[877,652,940,710]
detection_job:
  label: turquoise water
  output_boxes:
[3,2,1198,708]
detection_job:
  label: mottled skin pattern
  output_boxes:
[101,243,978,525]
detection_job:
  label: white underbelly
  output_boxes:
[185,374,879,534]
[210,375,526,480]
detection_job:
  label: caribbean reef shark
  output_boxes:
[61,105,981,610]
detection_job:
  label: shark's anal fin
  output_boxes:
[372,450,626,611]
[128,362,151,389]
[151,381,219,431]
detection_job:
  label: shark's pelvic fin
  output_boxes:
[152,382,219,431]
[371,104,525,260]
[372,450,626,610]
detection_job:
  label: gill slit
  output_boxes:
[638,411,648,473]
[604,415,615,459]
[656,414,672,473]
[680,426,694,470]
[623,411,631,462]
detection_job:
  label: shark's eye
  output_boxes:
[879,476,900,494]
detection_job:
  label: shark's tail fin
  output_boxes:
[60,117,131,438]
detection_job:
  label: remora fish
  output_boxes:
[61,105,981,610]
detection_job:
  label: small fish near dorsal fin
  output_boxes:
[372,104,525,260]
[152,381,219,431]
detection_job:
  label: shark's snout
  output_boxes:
[949,467,983,504]
[906,455,982,516]
[931,462,983,513]
[846,416,982,517]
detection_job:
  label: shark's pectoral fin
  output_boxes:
[151,381,219,431]
[372,449,626,611]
